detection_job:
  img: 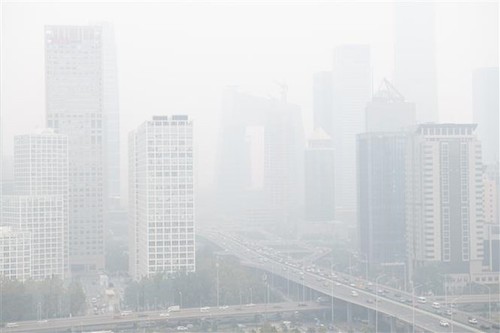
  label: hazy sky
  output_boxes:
[1,1,498,193]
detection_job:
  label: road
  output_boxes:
[200,228,495,333]
[2,301,326,333]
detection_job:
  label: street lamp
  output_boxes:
[411,283,424,333]
[375,274,386,332]
[470,281,491,320]
[216,257,220,308]
[450,295,464,333]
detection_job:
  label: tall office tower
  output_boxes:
[394,2,438,123]
[304,128,335,222]
[406,124,484,276]
[331,45,372,214]
[0,226,32,281]
[215,88,304,228]
[45,24,119,272]
[365,79,416,132]
[313,71,333,136]
[357,132,408,267]
[473,67,499,165]
[129,116,195,280]
[2,196,65,280]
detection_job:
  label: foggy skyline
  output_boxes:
[1,1,498,196]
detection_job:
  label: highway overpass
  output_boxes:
[200,228,493,333]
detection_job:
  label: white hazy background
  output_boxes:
[1,1,498,198]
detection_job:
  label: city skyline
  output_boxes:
[1,1,497,196]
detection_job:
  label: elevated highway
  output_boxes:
[200,228,494,333]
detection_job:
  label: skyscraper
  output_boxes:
[365,79,416,132]
[45,25,119,272]
[215,88,304,229]
[331,45,372,213]
[406,124,484,275]
[394,2,438,123]
[304,128,335,222]
[313,71,333,136]
[473,67,499,165]
[357,132,408,266]
[129,116,195,280]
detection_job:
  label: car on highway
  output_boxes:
[159,312,170,317]
[5,323,19,328]
[480,324,491,330]
[218,305,229,310]
[351,290,359,297]
[468,318,478,325]
[177,326,188,331]
[417,296,427,304]
[431,302,440,309]
[439,320,450,327]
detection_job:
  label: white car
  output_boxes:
[439,320,450,327]
[5,323,19,328]
[468,318,478,325]
[159,312,170,317]
[432,302,440,309]
[219,305,229,310]
[177,326,188,331]
[351,290,359,297]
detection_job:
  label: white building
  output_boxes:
[406,124,484,276]
[129,116,195,280]
[8,130,69,279]
[14,130,68,197]
[0,227,31,281]
[2,196,65,280]
[45,25,119,272]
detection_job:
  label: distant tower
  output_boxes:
[304,128,335,222]
[331,45,372,214]
[473,67,499,165]
[394,1,438,123]
[365,79,416,132]
[357,132,409,267]
[215,88,304,229]
[129,116,195,280]
[313,71,334,136]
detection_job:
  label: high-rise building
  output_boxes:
[357,132,408,266]
[1,130,68,280]
[473,67,499,165]
[394,2,438,123]
[365,79,416,132]
[0,226,31,281]
[129,116,195,280]
[330,45,372,213]
[215,88,304,229]
[304,128,335,222]
[2,195,65,280]
[14,130,68,197]
[313,71,333,136]
[45,24,119,272]
[406,124,484,275]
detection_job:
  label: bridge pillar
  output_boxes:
[368,308,375,327]
[346,302,352,325]
[389,316,396,333]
